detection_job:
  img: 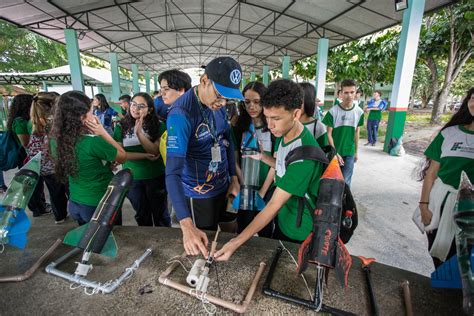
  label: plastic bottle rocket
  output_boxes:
[453,171,474,315]
[0,153,41,249]
[232,125,266,212]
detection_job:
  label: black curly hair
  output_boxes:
[261,79,303,111]
[7,94,33,131]
[52,91,91,182]
[417,87,474,181]
[235,82,268,137]
[299,82,316,117]
[120,92,161,142]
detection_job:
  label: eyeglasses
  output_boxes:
[130,102,147,110]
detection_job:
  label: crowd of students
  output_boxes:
[3,56,473,268]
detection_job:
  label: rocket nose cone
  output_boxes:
[321,157,344,181]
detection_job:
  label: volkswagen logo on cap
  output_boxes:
[230,69,241,85]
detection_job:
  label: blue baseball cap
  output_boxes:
[205,57,244,100]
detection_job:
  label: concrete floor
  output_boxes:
[0,140,462,314]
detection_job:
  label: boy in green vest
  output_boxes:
[215,79,324,261]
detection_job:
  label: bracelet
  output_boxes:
[419,201,429,204]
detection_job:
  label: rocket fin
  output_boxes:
[63,224,89,247]
[99,232,118,258]
[232,193,241,210]
[9,209,31,236]
[255,193,266,211]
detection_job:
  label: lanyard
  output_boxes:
[195,89,218,144]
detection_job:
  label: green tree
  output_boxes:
[417,0,473,123]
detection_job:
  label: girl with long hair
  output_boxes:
[8,93,50,217]
[417,87,474,268]
[114,92,170,226]
[52,91,153,225]
[27,92,68,223]
[92,93,117,135]
[233,81,275,237]
[299,82,328,147]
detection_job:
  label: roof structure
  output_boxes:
[0,0,454,76]
[0,65,137,86]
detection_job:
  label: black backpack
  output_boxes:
[285,145,358,244]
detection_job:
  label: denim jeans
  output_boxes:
[341,155,355,187]
[367,119,380,144]
[43,174,68,221]
[127,175,170,227]
[68,200,96,225]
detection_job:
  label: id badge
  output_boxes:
[211,143,222,162]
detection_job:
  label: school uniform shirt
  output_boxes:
[11,117,30,145]
[303,119,329,148]
[322,103,364,157]
[367,98,387,121]
[113,123,166,180]
[424,125,474,189]
[52,135,117,207]
[274,128,323,241]
[94,107,118,131]
[239,123,273,188]
[166,88,233,199]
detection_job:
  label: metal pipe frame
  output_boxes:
[159,255,266,314]
[262,246,355,316]
[45,247,152,294]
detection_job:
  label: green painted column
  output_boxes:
[250,72,256,82]
[154,73,158,92]
[241,76,247,90]
[131,64,140,95]
[109,53,121,102]
[262,65,269,87]
[42,82,48,92]
[384,0,425,152]
[64,29,84,92]
[282,56,290,79]
[145,70,151,94]
[315,38,329,107]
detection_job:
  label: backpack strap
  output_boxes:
[285,145,331,168]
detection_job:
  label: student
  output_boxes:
[52,91,152,225]
[7,94,50,217]
[158,69,192,121]
[27,92,68,223]
[323,79,364,186]
[365,90,387,146]
[215,79,324,261]
[166,57,242,257]
[299,82,328,148]
[418,87,474,268]
[114,92,170,227]
[233,81,274,237]
[118,94,131,117]
[92,93,117,135]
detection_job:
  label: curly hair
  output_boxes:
[94,93,110,112]
[417,87,474,181]
[235,82,268,137]
[120,92,161,142]
[299,82,316,117]
[261,79,303,111]
[52,91,91,182]
[30,92,59,134]
[7,94,33,131]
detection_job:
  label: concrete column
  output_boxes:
[131,64,140,95]
[64,29,84,92]
[241,76,247,90]
[154,73,158,92]
[109,53,121,102]
[262,65,269,87]
[250,72,256,82]
[315,38,329,107]
[145,70,151,94]
[384,0,425,152]
[42,82,48,92]
[282,56,290,79]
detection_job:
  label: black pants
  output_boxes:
[43,174,68,221]
[237,187,275,238]
[186,191,234,230]
[127,175,170,227]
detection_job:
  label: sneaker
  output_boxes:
[371,143,376,146]
[55,214,69,224]
[364,142,371,146]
